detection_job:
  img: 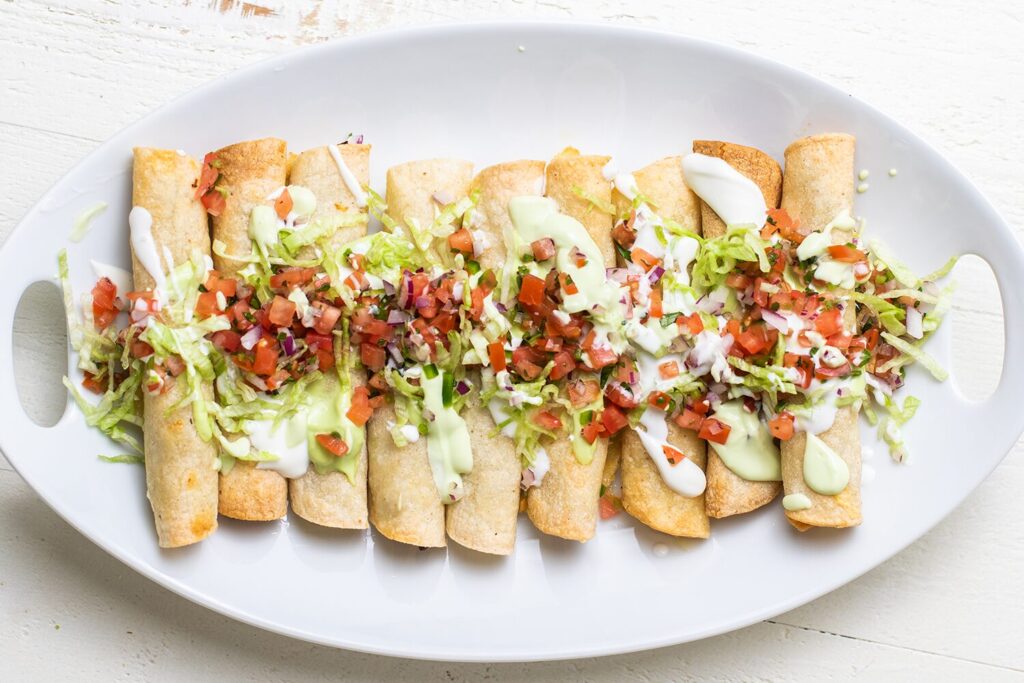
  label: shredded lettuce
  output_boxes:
[571,185,616,216]
[99,454,145,465]
[692,226,770,289]
[868,239,920,288]
[879,332,948,381]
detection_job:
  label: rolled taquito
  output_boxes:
[779,133,862,530]
[692,140,785,519]
[525,149,612,542]
[287,142,371,529]
[445,160,545,555]
[368,158,474,547]
[614,156,710,539]
[211,137,290,521]
[132,147,218,547]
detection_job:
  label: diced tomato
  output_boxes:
[131,341,154,359]
[658,360,680,379]
[267,295,297,326]
[275,188,293,220]
[312,304,341,335]
[725,273,752,290]
[674,409,704,432]
[605,382,639,409]
[518,274,546,309]
[229,299,253,330]
[766,207,802,243]
[648,287,663,318]
[598,493,620,520]
[314,347,335,372]
[612,222,636,249]
[663,445,686,465]
[531,238,556,261]
[533,410,563,432]
[361,343,387,372]
[195,291,221,318]
[346,386,373,426]
[316,433,350,457]
[91,277,119,331]
[827,244,866,263]
[204,271,237,298]
[81,371,107,394]
[769,412,795,441]
[815,307,844,337]
[195,153,219,199]
[447,227,474,255]
[253,339,279,377]
[270,267,317,289]
[549,351,576,381]
[648,391,671,411]
[631,247,660,271]
[863,328,880,351]
[828,332,853,351]
[200,190,226,216]
[586,345,618,369]
[815,362,851,380]
[487,341,507,371]
[690,396,711,415]
[559,272,579,296]
[568,378,601,408]
[512,346,545,381]
[736,323,775,356]
[783,352,814,390]
[679,313,704,335]
[599,405,629,435]
[265,369,291,392]
[304,331,332,351]
[582,420,602,445]
[699,417,731,445]
[210,330,241,353]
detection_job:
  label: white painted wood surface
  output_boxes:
[1,1,1021,679]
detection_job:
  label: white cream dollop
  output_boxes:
[681,153,767,228]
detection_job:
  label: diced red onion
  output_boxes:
[696,294,723,315]
[241,325,263,351]
[760,308,789,334]
[400,271,414,309]
[920,281,939,313]
[280,329,296,356]
[647,266,665,284]
[382,280,396,296]
[422,408,436,423]
[495,302,507,314]
[387,310,411,325]
[414,295,432,309]
[905,306,924,339]
[386,342,403,364]
[432,191,453,206]
[354,134,364,144]
[606,267,629,283]
[455,381,471,395]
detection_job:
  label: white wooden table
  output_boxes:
[1,1,1021,680]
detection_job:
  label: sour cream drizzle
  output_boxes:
[327,144,368,208]
[250,414,311,479]
[681,153,767,227]
[90,260,132,297]
[128,206,166,296]
[635,408,707,497]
